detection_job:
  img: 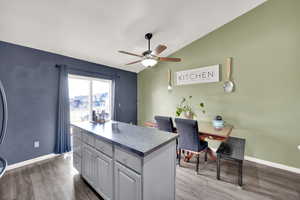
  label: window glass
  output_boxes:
[69,78,90,122]
[68,75,112,123]
[92,80,112,119]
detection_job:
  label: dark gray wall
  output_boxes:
[0,41,137,165]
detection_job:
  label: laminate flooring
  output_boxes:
[0,154,299,200]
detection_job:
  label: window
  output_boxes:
[68,75,112,123]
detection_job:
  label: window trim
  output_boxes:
[68,74,113,122]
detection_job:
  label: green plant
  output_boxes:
[175,96,205,118]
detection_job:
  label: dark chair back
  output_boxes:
[175,118,204,152]
[154,116,175,133]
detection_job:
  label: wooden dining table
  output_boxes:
[144,121,233,141]
[144,121,234,161]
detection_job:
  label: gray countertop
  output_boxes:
[71,121,178,157]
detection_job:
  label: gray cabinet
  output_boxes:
[73,136,82,157]
[72,127,82,173]
[72,124,177,200]
[82,144,96,185]
[80,135,113,200]
[95,151,113,200]
[115,162,141,200]
[73,154,81,173]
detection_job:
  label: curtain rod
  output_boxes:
[55,64,120,79]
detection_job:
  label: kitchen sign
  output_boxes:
[176,65,220,85]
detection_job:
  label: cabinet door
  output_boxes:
[73,154,81,173]
[73,136,82,157]
[72,126,81,139]
[115,162,141,200]
[82,145,95,185]
[95,152,113,200]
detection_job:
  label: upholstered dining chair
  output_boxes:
[175,118,208,172]
[154,116,176,133]
[154,116,178,157]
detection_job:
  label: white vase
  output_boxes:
[184,111,194,119]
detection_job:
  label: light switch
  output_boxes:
[34,140,40,148]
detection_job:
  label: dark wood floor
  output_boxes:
[0,155,299,200]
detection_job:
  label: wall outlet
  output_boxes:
[34,140,40,148]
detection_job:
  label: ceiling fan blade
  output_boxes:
[159,57,181,62]
[118,50,143,58]
[154,45,167,55]
[125,60,142,65]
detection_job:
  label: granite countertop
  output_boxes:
[71,121,178,157]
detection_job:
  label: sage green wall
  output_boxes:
[138,0,300,168]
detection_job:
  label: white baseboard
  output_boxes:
[5,151,300,175]
[7,153,59,171]
[244,156,300,174]
[211,147,300,174]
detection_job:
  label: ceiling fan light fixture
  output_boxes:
[119,33,181,67]
[141,58,158,67]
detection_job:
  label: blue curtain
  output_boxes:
[55,65,71,154]
[111,79,117,121]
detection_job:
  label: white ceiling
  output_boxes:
[0,0,266,73]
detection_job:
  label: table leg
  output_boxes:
[178,149,182,166]
[196,154,200,172]
[217,154,221,180]
[238,160,243,186]
[184,152,194,162]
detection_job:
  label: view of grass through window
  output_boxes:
[68,75,112,123]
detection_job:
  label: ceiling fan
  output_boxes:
[118,33,182,67]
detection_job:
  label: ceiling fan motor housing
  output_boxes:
[145,33,153,40]
[142,50,153,56]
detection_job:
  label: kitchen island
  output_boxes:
[71,121,178,200]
